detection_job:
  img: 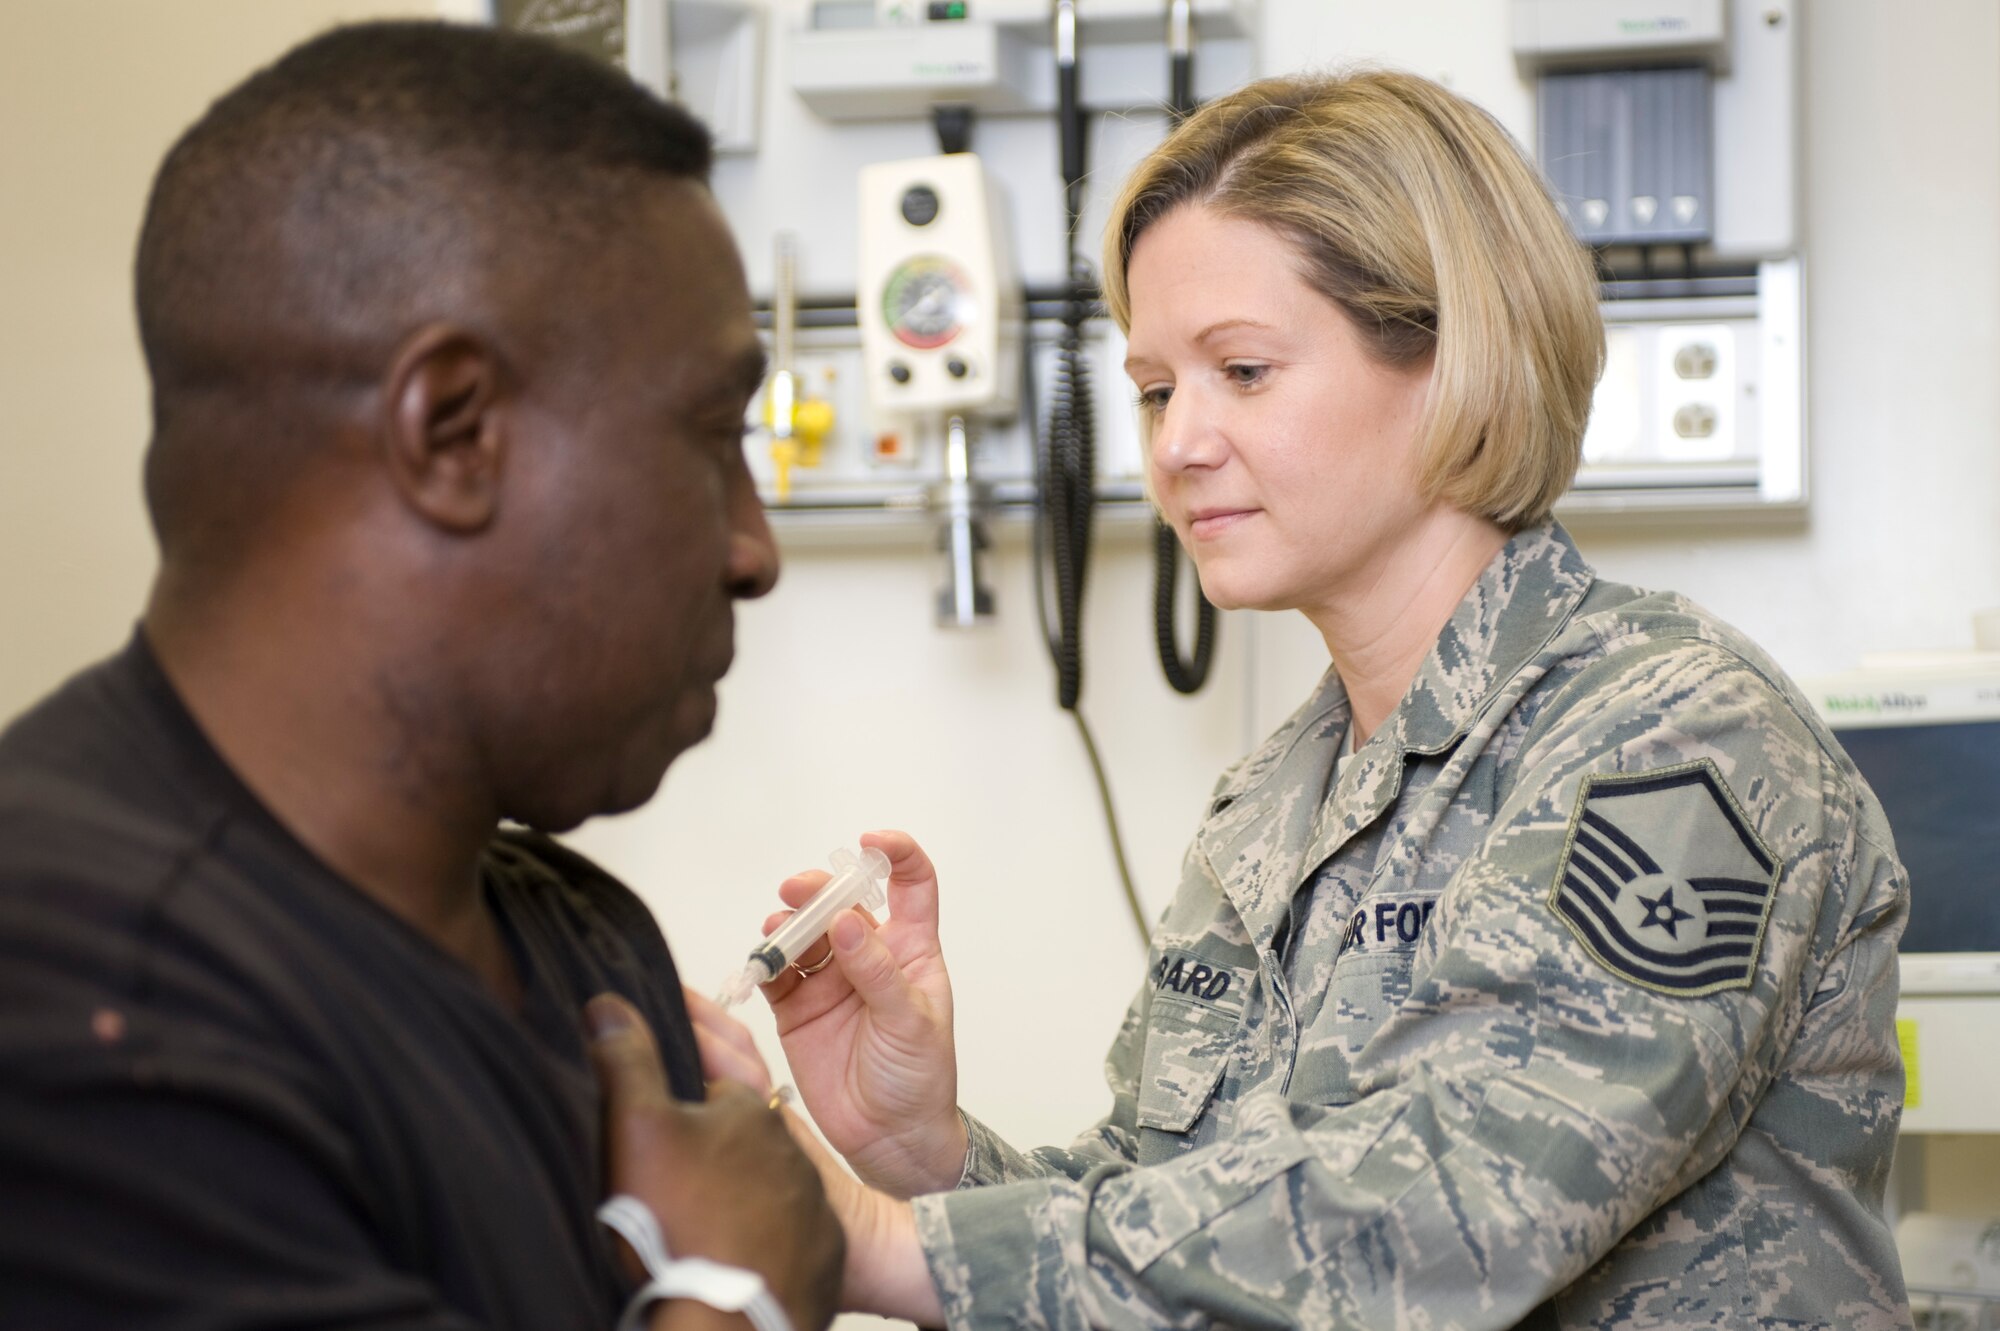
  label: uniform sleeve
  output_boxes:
[912,639,1902,1331]
[0,887,480,1331]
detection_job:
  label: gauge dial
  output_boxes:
[881,256,975,351]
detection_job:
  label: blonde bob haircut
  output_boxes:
[1103,69,1605,529]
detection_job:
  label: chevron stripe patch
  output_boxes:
[1548,760,1779,997]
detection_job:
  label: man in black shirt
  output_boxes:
[0,22,841,1331]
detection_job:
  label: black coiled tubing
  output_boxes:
[1153,519,1216,693]
[1036,253,1096,712]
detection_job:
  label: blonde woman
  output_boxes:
[695,70,1912,1328]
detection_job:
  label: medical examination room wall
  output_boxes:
[5,0,2000,1282]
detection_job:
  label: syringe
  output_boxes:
[713,845,891,1009]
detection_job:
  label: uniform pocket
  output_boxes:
[1135,997,1239,1134]
[1290,951,1418,1108]
[1323,952,1417,1033]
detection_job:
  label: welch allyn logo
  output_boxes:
[1618,16,1692,34]
[1822,692,1931,716]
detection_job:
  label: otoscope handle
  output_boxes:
[1058,68,1084,191]
[1055,1,1085,194]
[1168,0,1194,122]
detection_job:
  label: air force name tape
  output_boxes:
[1548,759,1779,997]
[1151,950,1252,1020]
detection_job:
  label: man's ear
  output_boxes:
[380,323,508,533]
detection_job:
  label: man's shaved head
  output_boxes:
[135,21,714,566]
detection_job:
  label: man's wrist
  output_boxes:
[601,1194,793,1331]
[649,1303,757,1331]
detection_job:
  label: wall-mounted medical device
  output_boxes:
[792,0,1257,121]
[1509,0,1805,514]
[1514,0,1795,261]
[858,154,1022,422]
[1513,0,1729,69]
[856,153,1024,625]
[1807,649,2000,1299]
[1802,651,2000,1136]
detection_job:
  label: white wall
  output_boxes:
[5,0,1999,1292]
[0,1,439,701]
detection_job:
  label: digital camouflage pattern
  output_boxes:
[913,522,1911,1330]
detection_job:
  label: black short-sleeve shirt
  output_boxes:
[0,634,706,1330]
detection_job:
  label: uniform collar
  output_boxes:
[1365,519,1596,765]
[1196,521,1596,951]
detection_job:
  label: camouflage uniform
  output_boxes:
[913,522,1911,1330]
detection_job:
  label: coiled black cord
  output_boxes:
[1037,254,1096,711]
[1030,27,1148,944]
[1152,519,1216,693]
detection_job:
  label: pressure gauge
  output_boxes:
[882,256,975,350]
[857,153,1021,418]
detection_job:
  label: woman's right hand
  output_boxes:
[756,829,967,1198]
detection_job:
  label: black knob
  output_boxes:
[900,185,941,227]
[946,357,969,379]
[888,362,912,384]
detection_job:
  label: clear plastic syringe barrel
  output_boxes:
[713,845,890,1008]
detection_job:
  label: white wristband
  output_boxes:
[598,1194,794,1331]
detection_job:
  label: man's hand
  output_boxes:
[586,994,844,1331]
[684,988,946,1327]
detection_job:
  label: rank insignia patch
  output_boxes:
[1548,760,1778,997]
